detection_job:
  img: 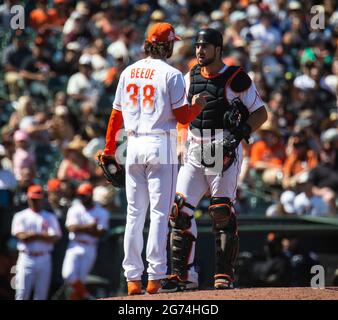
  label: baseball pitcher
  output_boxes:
[99,22,207,295]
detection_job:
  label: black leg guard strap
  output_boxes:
[169,193,196,280]
[215,231,239,279]
[170,230,196,281]
[169,193,195,230]
[209,197,239,280]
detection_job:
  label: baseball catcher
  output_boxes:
[160,28,268,292]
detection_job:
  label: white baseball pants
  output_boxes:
[122,133,178,281]
[176,140,243,283]
[15,252,51,300]
[62,242,97,283]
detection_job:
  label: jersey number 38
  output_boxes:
[126,83,156,113]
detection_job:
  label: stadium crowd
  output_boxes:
[0,0,337,298]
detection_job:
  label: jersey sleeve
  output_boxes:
[112,71,124,111]
[49,215,62,237]
[11,213,24,236]
[65,207,79,227]
[184,72,190,96]
[237,81,265,114]
[169,72,189,110]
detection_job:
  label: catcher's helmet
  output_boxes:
[195,28,223,48]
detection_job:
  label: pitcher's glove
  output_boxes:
[97,153,125,188]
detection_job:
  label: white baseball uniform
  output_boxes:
[177,65,265,283]
[11,208,61,300]
[62,202,109,283]
[113,58,188,281]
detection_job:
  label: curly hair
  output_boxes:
[144,41,173,58]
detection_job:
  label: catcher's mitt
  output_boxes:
[196,134,238,172]
[97,154,125,188]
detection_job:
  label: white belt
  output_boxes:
[127,130,172,137]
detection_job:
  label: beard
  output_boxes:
[166,49,173,59]
[197,50,217,67]
[166,43,174,59]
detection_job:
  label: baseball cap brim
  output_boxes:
[77,183,93,196]
[27,185,44,199]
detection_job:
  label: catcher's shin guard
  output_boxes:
[169,193,196,281]
[209,197,239,282]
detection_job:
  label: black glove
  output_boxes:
[199,136,237,171]
[199,123,252,172]
[97,154,125,188]
[232,123,252,144]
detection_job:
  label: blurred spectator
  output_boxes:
[282,134,318,189]
[282,237,320,287]
[50,105,75,144]
[8,96,36,132]
[0,144,17,241]
[224,10,247,49]
[93,185,118,213]
[20,43,56,101]
[13,167,36,212]
[66,54,103,106]
[2,32,32,101]
[239,233,292,287]
[250,122,286,186]
[293,172,329,216]
[309,128,338,215]
[59,179,76,208]
[12,130,36,182]
[249,11,282,51]
[55,41,81,77]
[29,0,50,31]
[57,136,95,183]
[63,9,94,47]
[46,178,69,219]
[107,26,137,64]
[48,0,72,29]
[0,0,18,30]
[0,143,17,195]
[266,190,296,217]
[82,123,105,161]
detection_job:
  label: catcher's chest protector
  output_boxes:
[188,65,241,135]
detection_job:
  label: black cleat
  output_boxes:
[158,275,198,293]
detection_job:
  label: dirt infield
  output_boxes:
[104,287,338,300]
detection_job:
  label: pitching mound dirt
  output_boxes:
[104,287,338,300]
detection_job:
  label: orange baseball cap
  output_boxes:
[54,0,68,4]
[47,179,61,192]
[27,185,44,199]
[77,182,93,196]
[146,22,181,43]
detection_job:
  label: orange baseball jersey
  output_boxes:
[113,58,188,133]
